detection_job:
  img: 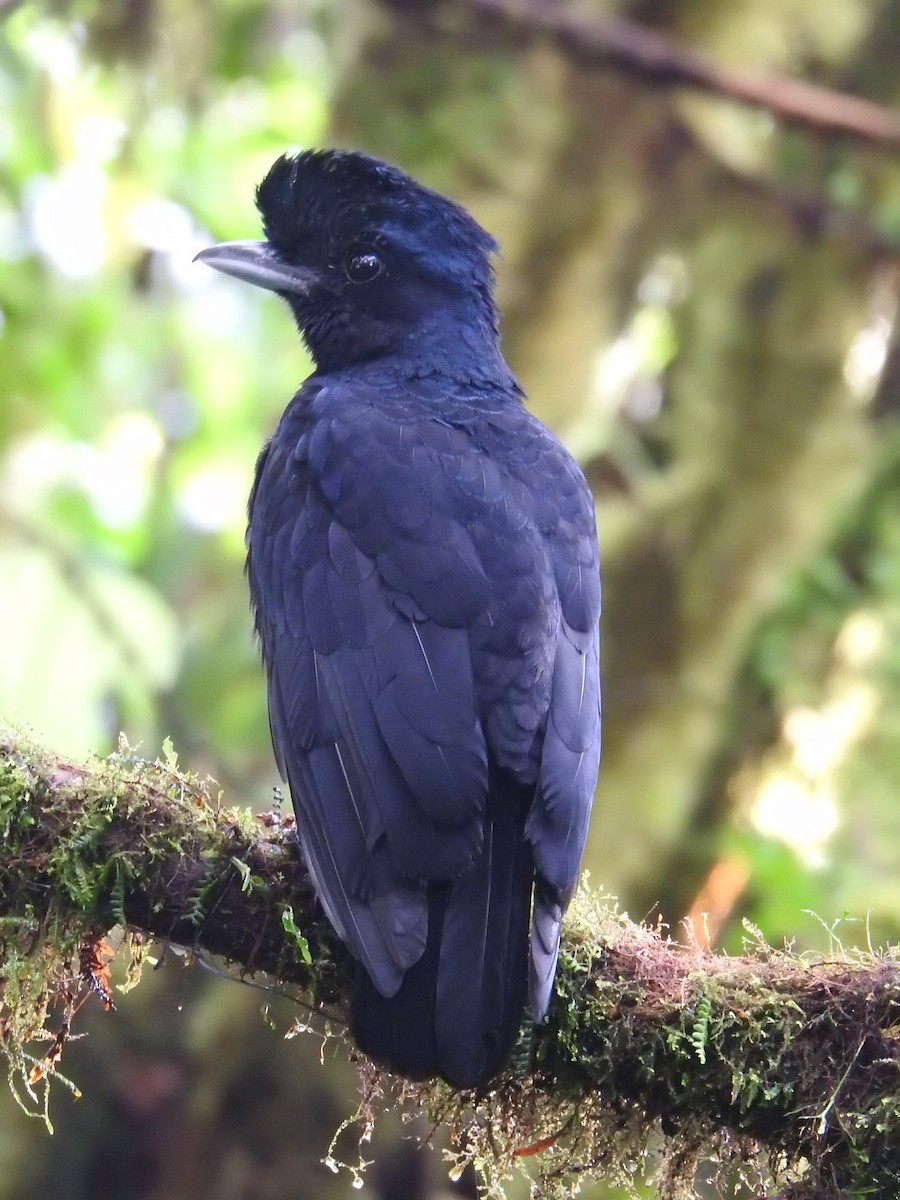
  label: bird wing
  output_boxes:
[247,381,492,996]
[522,435,602,1019]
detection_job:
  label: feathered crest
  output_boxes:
[255,149,498,290]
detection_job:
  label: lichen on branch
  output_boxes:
[0,726,898,1199]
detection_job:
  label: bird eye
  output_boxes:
[345,249,383,284]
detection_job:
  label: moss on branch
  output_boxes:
[0,728,347,989]
[1,727,898,1198]
[0,726,349,1126]
[449,893,900,1196]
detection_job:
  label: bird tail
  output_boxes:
[350,787,532,1088]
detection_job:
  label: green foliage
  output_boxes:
[108,864,127,927]
[0,3,326,762]
[734,432,900,948]
[281,905,313,965]
[184,867,216,928]
[688,992,711,1066]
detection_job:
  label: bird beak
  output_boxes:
[193,240,316,296]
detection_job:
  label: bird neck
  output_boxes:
[392,306,517,389]
[303,301,517,390]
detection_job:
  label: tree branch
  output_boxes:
[464,0,900,150]
[1,727,898,1197]
[0,727,347,996]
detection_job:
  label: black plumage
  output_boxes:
[195,149,601,1088]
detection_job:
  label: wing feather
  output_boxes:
[526,617,600,1018]
[251,404,490,992]
[251,378,601,1042]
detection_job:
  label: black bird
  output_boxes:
[196,149,601,1088]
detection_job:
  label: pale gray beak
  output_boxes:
[193,240,316,296]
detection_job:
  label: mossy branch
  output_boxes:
[1,727,898,1199]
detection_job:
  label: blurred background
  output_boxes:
[1,0,899,1197]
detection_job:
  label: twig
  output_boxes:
[466,0,900,150]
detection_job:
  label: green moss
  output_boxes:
[0,728,318,1124]
[376,890,900,1199]
[2,731,899,1196]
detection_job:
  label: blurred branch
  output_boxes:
[1,510,159,689]
[1,728,898,1197]
[465,0,900,150]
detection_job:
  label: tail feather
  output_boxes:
[436,794,531,1086]
[350,785,532,1088]
[529,880,563,1022]
[350,889,442,1080]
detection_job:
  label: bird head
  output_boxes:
[195,149,503,375]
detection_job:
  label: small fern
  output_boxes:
[510,1017,536,1079]
[185,871,211,927]
[109,865,127,927]
[691,993,712,1065]
[63,859,96,911]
